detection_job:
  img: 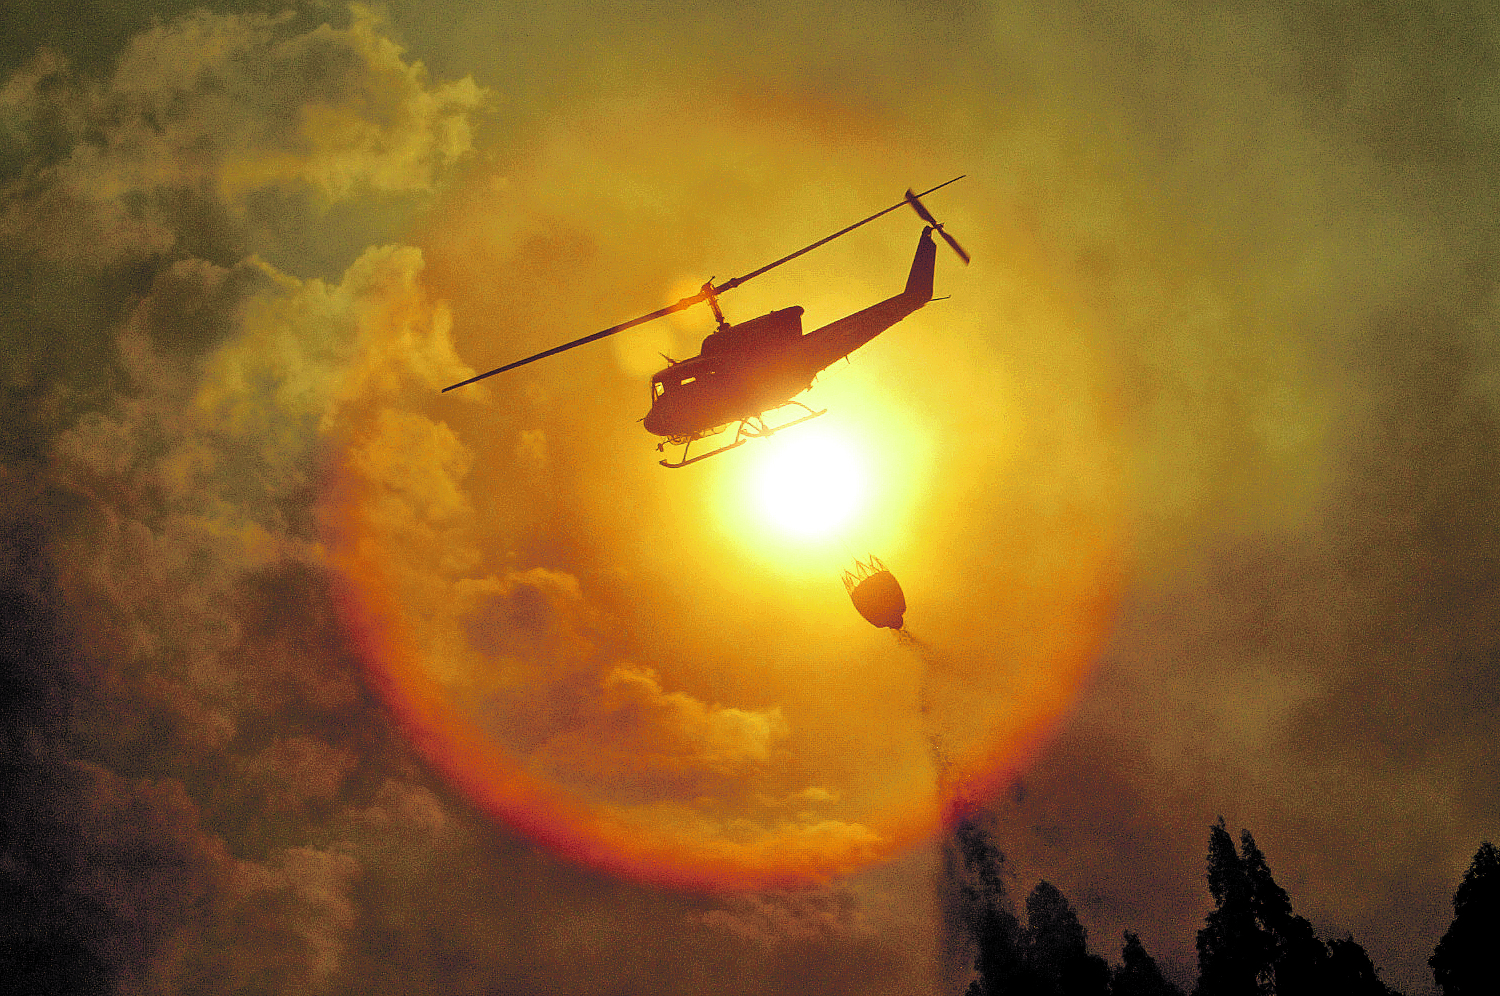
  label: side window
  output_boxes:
[653,380,665,398]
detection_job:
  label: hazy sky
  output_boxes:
[3,2,1497,994]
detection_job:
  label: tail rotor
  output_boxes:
[904,188,970,265]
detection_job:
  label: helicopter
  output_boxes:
[442,177,970,467]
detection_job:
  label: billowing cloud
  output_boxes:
[5,5,936,986]
[534,662,790,800]
[696,889,870,947]
[0,5,486,266]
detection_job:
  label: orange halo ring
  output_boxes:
[322,455,1124,892]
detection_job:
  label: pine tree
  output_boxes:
[950,818,1028,996]
[1431,841,1500,996]
[948,820,1121,996]
[1112,931,1183,996]
[1194,819,1265,996]
[1025,881,1110,996]
[1238,831,1328,996]
[1327,937,1400,996]
[1195,820,1399,996]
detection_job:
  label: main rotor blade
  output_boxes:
[714,175,966,293]
[442,175,967,391]
[441,291,708,391]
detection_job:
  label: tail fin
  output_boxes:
[904,226,938,301]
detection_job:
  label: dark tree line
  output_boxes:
[950,818,1500,996]
[949,819,1179,996]
[1194,818,1396,996]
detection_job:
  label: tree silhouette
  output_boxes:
[1327,936,1401,996]
[1238,832,1327,996]
[1194,819,1401,996]
[1195,819,1266,996]
[949,818,1028,996]
[1112,932,1183,996]
[1025,880,1110,996]
[948,820,1118,996]
[1430,841,1500,995]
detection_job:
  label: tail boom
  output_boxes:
[797,226,938,373]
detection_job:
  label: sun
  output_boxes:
[746,423,870,541]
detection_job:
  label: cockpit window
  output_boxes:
[653,370,706,399]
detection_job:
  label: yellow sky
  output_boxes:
[315,84,1130,887]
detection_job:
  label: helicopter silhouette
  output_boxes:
[443,177,969,467]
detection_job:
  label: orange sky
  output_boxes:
[322,98,1129,885]
[5,4,1499,994]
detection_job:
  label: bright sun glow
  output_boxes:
[748,425,870,540]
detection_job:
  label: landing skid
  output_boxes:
[657,402,827,468]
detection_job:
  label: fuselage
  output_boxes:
[642,226,938,440]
